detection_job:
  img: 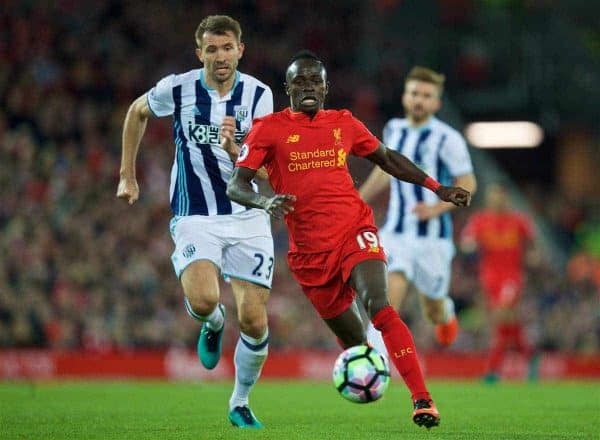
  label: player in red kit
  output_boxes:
[461,184,537,382]
[227,51,471,428]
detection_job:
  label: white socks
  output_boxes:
[184,297,268,410]
[229,330,269,410]
[184,297,224,331]
[442,297,456,324]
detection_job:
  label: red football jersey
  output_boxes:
[236,108,380,253]
[461,210,534,277]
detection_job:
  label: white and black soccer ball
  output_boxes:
[332,344,390,403]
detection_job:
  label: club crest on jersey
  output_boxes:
[234,105,248,122]
[333,128,342,146]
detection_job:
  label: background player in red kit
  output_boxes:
[227,50,471,428]
[461,184,537,382]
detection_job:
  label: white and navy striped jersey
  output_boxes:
[380,117,473,240]
[147,68,273,216]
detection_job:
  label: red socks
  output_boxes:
[488,322,531,373]
[512,323,532,358]
[371,305,430,401]
[488,324,510,373]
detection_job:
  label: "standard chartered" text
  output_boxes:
[288,148,336,172]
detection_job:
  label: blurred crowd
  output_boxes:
[0,1,598,353]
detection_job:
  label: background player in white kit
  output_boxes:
[361,66,477,350]
[116,15,273,429]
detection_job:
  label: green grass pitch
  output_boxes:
[1,380,598,439]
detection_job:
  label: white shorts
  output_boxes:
[169,210,274,289]
[380,232,455,300]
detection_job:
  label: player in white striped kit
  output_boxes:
[361,67,477,350]
[117,15,272,428]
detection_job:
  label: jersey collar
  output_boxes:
[285,107,326,122]
[199,69,240,99]
[408,116,437,131]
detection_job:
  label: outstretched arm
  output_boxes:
[365,143,471,207]
[117,94,153,204]
[227,167,296,219]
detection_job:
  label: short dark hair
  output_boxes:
[405,66,445,96]
[195,15,242,48]
[289,49,321,65]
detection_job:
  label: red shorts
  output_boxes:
[481,272,523,309]
[288,226,386,319]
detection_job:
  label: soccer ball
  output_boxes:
[332,344,390,403]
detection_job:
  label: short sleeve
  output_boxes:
[440,131,474,177]
[236,118,273,170]
[147,74,176,117]
[252,86,274,119]
[350,116,380,157]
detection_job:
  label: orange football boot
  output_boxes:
[435,316,459,347]
[413,399,440,429]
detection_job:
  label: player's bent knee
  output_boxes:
[180,261,220,315]
[185,293,219,317]
[238,315,268,339]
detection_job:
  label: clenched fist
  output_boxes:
[436,186,471,207]
[117,177,139,205]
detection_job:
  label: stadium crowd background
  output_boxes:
[0,1,598,356]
